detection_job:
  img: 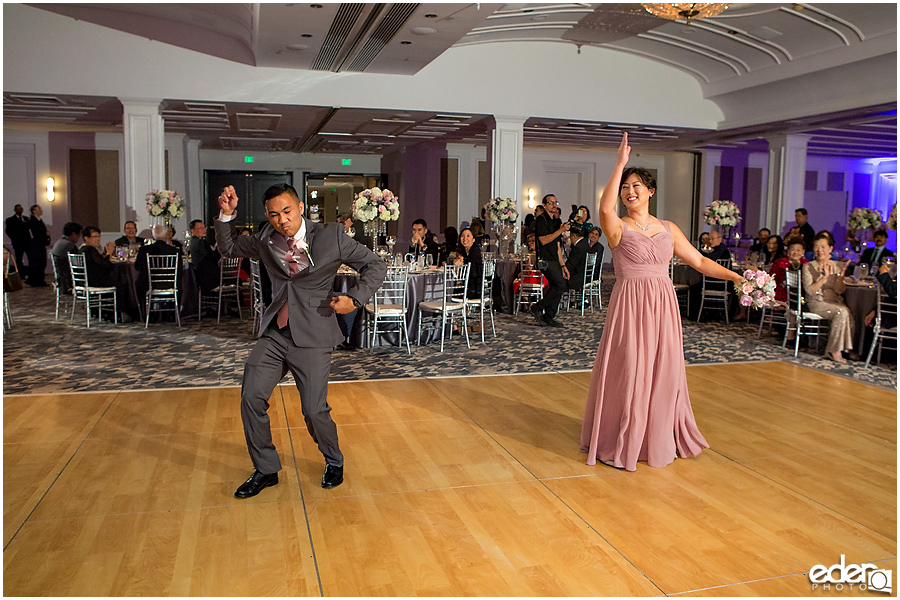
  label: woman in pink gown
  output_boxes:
[580,133,743,471]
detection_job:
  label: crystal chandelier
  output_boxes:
[641,3,731,25]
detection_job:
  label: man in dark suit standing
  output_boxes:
[5,204,31,274]
[859,229,894,269]
[216,183,387,498]
[26,204,51,286]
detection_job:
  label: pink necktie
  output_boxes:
[277,238,308,328]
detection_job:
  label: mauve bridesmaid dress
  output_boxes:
[580,221,709,471]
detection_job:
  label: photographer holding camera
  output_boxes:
[529,194,570,328]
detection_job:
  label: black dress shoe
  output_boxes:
[846,350,861,361]
[337,341,356,351]
[529,305,546,326]
[546,318,564,328]
[322,464,343,489]
[234,470,279,498]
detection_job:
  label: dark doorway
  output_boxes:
[204,170,293,233]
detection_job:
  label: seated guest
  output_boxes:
[568,205,594,238]
[165,225,184,253]
[748,228,771,261]
[702,230,730,264]
[802,231,856,362]
[188,219,221,293]
[114,220,146,248]
[408,218,440,263]
[50,221,82,294]
[585,226,605,280]
[698,231,710,250]
[859,229,894,269]
[469,219,490,249]
[135,225,181,294]
[769,238,809,341]
[80,226,134,322]
[565,228,590,290]
[336,212,372,249]
[439,226,458,266]
[763,234,785,266]
[453,227,483,299]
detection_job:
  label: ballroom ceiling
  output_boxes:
[8,3,898,159]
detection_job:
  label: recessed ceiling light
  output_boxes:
[400,40,412,45]
[301,33,312,38]
[286,43,310,50]
[424,13,438,18]
[411,27,437,35]
[310,4,323,8]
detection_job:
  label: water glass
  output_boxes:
[856,263,869,279]
[425,254,433,267]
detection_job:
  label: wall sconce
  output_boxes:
[527,188,535,209]
[46,177,55,202]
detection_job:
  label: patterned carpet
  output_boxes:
[2,275,895,395]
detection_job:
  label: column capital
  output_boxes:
[490,116,528,130]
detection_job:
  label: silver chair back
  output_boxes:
[866,284,898,367]
[145,254,181,327]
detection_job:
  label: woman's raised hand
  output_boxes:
[617,132,631,167]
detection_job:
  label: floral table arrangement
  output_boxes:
[146,189,185,224]
[848,207,883,232]
[483,197,518,223]
[703,200,741,227]
[353,187,399,244]
[887,204,896,231]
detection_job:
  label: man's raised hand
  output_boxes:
[218,185,239,216]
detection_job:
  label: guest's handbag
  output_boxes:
[4,265,23,293]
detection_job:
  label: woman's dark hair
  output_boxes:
[787,237,807,251]
[814,230,835,247]
[443,226,458,250]
[458,227,474,251]
[523,214,534,228]
[83,226,101,239]
[619,167,656,194]
[578,205,591,221]
[470,219,485,236]
[767,234,785,262]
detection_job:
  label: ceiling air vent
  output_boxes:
[311,3,365,70]
[344,3,419,72]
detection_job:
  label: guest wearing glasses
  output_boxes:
[114,220,146,248]
[80,226,134,322]
[701,230,730,264]
[802,230,856,362]
[408,218,440,264]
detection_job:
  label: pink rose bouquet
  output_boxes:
[734,269,776,308]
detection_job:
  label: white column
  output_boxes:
[487,116,526,221]
[184,138,202,224]
[698,149,722,234]
[121,98,165,231]
[766,134,810,233]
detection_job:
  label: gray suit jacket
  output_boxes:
[216,218,387,348]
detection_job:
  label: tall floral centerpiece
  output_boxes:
[703,200,741,244]
[145,189,185,228]
[353,187,399,245]
[484,198,519,257]
[888,204,897,231]
[848,207,883,243]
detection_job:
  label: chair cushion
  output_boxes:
[419,300,464,312]
[366,303,404,315]
[85,286,117,292]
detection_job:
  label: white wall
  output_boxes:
[4,131,52,242]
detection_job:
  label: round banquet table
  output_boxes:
[111,258,198,321]
[842,281,879,353]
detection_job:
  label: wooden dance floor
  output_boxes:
[4,362,896,596]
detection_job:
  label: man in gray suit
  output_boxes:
[216,183,387,498]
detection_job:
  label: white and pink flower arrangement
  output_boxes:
[848,207,883,231]
[484,197,518,222]
[887,204,897,231]
[703,200,741,227]
[353,187,399,223]
[145,189,185,219]
[734,269,777,309]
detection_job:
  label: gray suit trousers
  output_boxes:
[241,325,342,474]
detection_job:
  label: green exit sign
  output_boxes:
[244,156,254,163]
[342,158,351,166]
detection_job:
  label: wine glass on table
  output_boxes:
[386,236,395,256]
[347,227,355,239]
